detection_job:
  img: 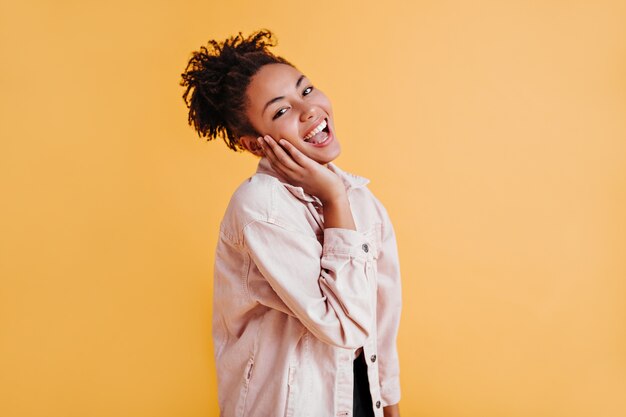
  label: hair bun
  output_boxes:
[180,29,291,151]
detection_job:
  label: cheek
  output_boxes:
[274,117,300,140]
[315,91,332,109]
[245,111,267,136]
[255,116,282,138]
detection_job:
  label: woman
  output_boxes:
[180,30,402,417]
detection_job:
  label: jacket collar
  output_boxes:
[255,157,370,204]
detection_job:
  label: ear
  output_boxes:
[239,135,264,157]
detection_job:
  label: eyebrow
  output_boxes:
[263,74,307,114]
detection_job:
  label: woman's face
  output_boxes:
[240,63,341,165]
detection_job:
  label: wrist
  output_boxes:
[319,189,356,231]
[319,188,347,206]
[383,403,400,417]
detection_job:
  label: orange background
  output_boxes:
[1,1,625,416]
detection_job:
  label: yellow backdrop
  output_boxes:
[1,1,625,416]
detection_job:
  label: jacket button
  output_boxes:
[370,354,377,363]
[376,400,381,408]
[362,243,369,253]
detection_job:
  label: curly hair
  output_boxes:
[180,29,294,152]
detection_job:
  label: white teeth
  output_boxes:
[304,119,327,141]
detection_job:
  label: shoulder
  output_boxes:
[350,183,395,233]
[361,186,389,216]
[219,173,278,242]
[328,162,394,226]
[230,173,278,217]
[351,180,387,214]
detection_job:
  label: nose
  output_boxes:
[299,104,318,122]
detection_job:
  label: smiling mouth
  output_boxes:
[303,118,330,144]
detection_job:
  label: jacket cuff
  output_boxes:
[322,228,370,260]
[380,376,401,407]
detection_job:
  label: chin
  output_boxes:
[317,146,341,165]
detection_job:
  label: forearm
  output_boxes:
[383,403,400,417]
[321,192,356,230]
[244,220,373,348]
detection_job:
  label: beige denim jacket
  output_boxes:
[213,157,402,417]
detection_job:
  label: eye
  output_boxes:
[303,86,314,96]
[273,107,288,120]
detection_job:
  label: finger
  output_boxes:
[263,136,301,172]
[278,139,315,168]
[258,136,278,164]
[258,137,291,177]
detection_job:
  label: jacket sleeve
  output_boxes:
[373,197,403,407]
[242,219,376,349]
